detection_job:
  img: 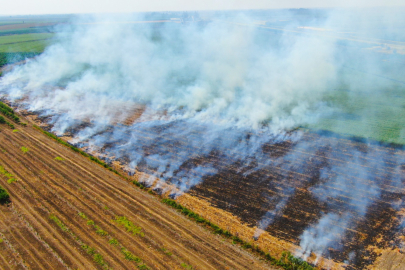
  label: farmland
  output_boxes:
[0,113,276,270]
[0,33,54,53]
[312,65,405,145]
[10,91,403,269]
[54,108,403,269]
[1,11,405,270]
[0,15,64,68]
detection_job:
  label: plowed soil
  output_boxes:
[0,119,276,270]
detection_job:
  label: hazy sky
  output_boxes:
[1,0,404,15]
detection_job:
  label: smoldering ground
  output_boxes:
[1,8,405,267]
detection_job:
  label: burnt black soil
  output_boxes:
[23,114,405,269]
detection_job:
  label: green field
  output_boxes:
[0,33,53,67]
[0,27,52,36]
[0,14,67,53]
[0,40,48,53]
[311,70,405,145]
[0,16,61,67]
[0,33,54,53]
[0,33,52,43]
[314,100,405,145]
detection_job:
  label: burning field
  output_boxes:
[1,8,405,269]
[25,112,405,269]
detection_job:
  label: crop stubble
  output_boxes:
[0,119,275,270]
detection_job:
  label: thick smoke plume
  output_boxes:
[1,8,405,267]
[0,12,338,131]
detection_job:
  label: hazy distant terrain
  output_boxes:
[0,15,66,68]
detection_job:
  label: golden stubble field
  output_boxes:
[0,113,276,270]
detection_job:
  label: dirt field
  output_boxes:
[0,118,276,269]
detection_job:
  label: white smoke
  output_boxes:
[0,12,338,132]
[299,212,349,263]
[1,8,405,267]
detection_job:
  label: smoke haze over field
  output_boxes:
[1,13,339,130]
[1,8,405,267]
[2,8,405,131]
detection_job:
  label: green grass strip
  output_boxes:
[49,214,110,269]
[49,214,69,232]
[0,101,20,123]
[33,125,120,174]
[0,115,15,129]
[77,212,149,269]
[161,198,314,270]
[180,263,194,269]
[0,165,18,185]
[0,184,9,203]
[113,216,144,237]
[0,101,14,114]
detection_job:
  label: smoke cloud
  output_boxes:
[0,12,339,131]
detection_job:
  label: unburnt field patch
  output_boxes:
[0,115,275,270]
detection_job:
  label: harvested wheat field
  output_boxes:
[0,116,276,270]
